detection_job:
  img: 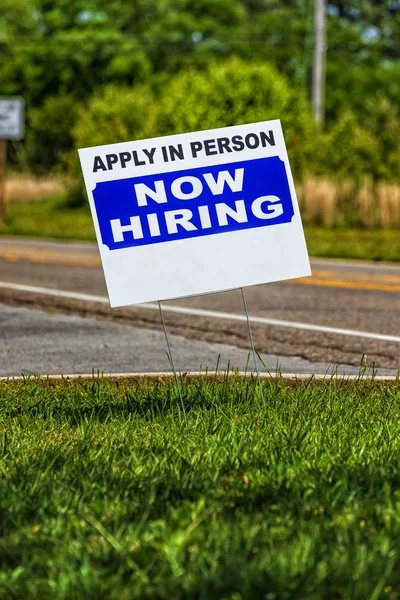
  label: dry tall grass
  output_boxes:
[6,175,67,203]
[377,183,400,228]
[297,177,338,226]
[297,177,400,229]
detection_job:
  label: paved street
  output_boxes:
[0,237,399,374]
[4,303,388,377]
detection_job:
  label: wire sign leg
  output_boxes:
[240,288,265,406]
[158,301,187,425]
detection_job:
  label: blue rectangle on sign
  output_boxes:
[93,156,294,250]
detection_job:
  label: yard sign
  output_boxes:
[78,120,311,307]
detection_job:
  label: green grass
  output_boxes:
[304,226,400,262]
[0,197,95,241]
[1,197,400,262]
[1,375,400,599]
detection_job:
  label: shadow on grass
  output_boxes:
[3,375,276,424]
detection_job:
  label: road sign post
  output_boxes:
[0,97,25,225]
[0,140,6,224]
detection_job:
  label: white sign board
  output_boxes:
[79,120,311,307]
[0,97,24,140]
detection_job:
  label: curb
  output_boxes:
[1,371,398,384]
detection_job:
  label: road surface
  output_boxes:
[0,237,399,375]
[3,303,378,377]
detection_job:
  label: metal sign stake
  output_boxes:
[240,287,265,406]
[158,301,187,425]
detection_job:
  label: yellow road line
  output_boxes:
[311,269,400,284]
[1,251,100,268]
[294,276,400,292]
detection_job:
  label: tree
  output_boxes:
[1,0,399,174]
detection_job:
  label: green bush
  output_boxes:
[26,95,80,174]
[68,58,321,206]
[154,58,320,177]
[318,99,400,182]
[365,97,400,181]
[71,85,157,151]
[319,112,379,182]
[66,86,158,207]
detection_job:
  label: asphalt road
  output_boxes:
[0,237,399,375]
[2,303,375,377]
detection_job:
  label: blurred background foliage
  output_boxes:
[1,0,400,196]
[69,60,319,178]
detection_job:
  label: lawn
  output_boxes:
[1,197,400,261]
[1,375,399,599]
[304,226,400,262]
[0,197,95,242]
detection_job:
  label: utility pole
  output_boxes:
[312,0,326,128]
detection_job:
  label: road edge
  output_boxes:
[1,371,398,384]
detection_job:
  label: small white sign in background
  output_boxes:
[0,97,24,140]
[79,120,311,307]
